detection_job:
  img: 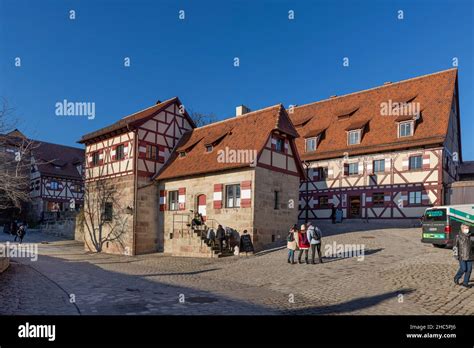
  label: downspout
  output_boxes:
[131,125,138,256]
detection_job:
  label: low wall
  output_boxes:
[40,219,76,239]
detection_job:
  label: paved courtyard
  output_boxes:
[1,221,473,315]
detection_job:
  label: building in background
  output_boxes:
[291,68,461,221]
[0,129,84,223]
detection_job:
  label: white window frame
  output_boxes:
[398,121,413,137]
[168,190,179,211]
[348,130,361,145]
[305,137,318,152]
[225,184,241,208]
[373,159,385,173]
[348,163,359,175]
[408,191,422,205]
[409,155,422,170]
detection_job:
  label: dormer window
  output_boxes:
[399,121,413,137]
[206,145,213,152]
[305,137,318,152]
[348,130,361,145]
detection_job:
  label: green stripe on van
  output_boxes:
[450,216,474,226]
[449,208,474,221]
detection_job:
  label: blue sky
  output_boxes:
[1,0,473,158]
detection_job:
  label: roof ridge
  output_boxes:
[121,97,177,120]
[31,139,84,151]
[194,103,282,130]
[293,68,458,110]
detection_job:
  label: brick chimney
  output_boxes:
[236,105,251,117]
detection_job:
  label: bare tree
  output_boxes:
[82,177,129,253]
[189,109,217,127]
[0,98,36,211]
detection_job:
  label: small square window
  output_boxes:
[179,151,186,158]
[103,202,113,222]
[348,130,361,145]
[399,122,413,137]
[168,190,179,210]
[206,145,213,152]
[306,137,317,152]
[146,145,158,160]
[348,163,358,175]
[275,138,285,153]
[226,184,241,208]
[116,144,125,160]
[92,152,100,166]
[317,167,328,180]
[373,159,385,173]
[372,192,385,206]
[319,195,329,208]
[409,191,422,205]
[409,155,422,170]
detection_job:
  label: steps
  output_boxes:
[171,223,235,258]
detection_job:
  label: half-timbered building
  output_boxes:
[0,129,85,221]
[78,97,196,255]
[30,140,85,219]
[290,68,461,221]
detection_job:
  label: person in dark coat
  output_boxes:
[331,206,336,224]
[216,225,226,254]
[454,224,473,288]
[16,223,26,244]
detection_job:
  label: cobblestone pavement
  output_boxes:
[0,221,472,315]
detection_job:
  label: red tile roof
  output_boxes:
[290,68,458,161]
[78,97,196,144]
[155,104,300,180]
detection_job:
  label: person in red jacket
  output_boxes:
[297,224,311,264]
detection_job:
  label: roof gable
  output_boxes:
[79,97,196,144]
[155,104,299,180]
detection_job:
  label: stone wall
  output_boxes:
[159,168,255,255]
[253,166,300,249]
[41,219,76,239]
[135,178,160,254]
[83,174,135,255]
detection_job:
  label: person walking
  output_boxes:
[17,223,26,244]
[287,224,299,264]
[216,224,226,254]
[307,222,323,264]
[297,224,311,264]
[454,224,473,288]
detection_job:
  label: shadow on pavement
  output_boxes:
[288,289,415,315]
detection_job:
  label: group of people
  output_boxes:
[3,220,27,244]
[207,224,248,254]
[287,222,323,264]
